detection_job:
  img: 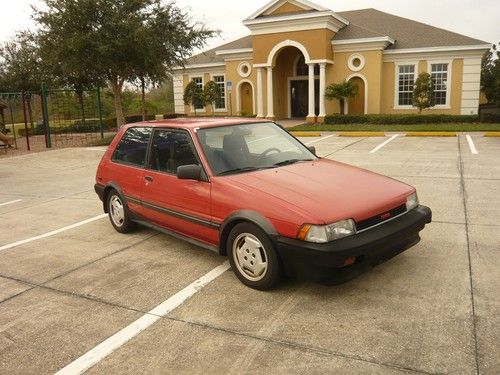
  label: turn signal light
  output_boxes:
[342,257,356,267]
[297,224,311,241]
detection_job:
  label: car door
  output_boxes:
[141,128,216,245]
[108,126,152,217]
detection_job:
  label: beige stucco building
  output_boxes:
[173,0,490,123]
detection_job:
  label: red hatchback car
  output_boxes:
[95,119,431,289]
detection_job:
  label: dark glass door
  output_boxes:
[290,79,319,118]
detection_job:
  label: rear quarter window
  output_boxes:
[112,127,152,167]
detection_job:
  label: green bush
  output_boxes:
[125,114,155,123]
[480,113,500,123]
[324,114,480,124]
[163,113,178,119]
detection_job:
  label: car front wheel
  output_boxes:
[227,222,281,290]
[107,190,135,233]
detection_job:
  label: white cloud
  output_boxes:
[1,0,498,50]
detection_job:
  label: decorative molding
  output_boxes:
[267,39,311,66]
[236,79,256,115]
[427,59,453,110]
[172,62,226,71]
[332,36,394,52]
[346,73,368,114]
[238,62,252,78]
[245,0,345,22]
[393,61,418,110]
[243,11,349,35]
[383,44,491,55]
[215,48,254,56]
[347,53,365,72]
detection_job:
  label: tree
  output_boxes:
[33,0,217,129]
[203,80,221,115]
[34,0,106,124]
[183,81,203,116]
[481,44,500,103]
[0,32,47,128]
[412,72,435,113]
[325,80,358,115]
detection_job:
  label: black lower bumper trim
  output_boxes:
[94,183,105,201]
[274,205,432,284]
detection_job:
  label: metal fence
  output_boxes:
[0,85,105,151]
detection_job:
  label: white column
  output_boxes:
[307,63,315,119]
[318,63,326,118]
[266,66,274,118]
[256,68,264,118]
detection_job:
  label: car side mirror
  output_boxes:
[308,146,316,155]
[177,164,203,181]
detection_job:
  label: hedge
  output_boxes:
[324,114,480,124]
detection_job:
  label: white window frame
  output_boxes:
[210,73,227,112]
[188,75,205,113]
[394,61,417,109]
[428,60,452,109]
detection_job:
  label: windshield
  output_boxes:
[196,122,316,176]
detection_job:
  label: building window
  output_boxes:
[295,55,319,76]
[212,75,226,110]
[431,63,449,106]
[192,77,204,110]
[397,65,415,106]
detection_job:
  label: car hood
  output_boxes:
[224,158,414,224]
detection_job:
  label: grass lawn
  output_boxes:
[290,123,500,132]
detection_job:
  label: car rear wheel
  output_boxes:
[107,190,135,233]
[227,222,281,290]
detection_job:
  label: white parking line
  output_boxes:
[0,199,22,207]
[85,147,107,152]
[0,214,108,253]
[465,135,478,155]
[305,134,337,145]
[369,134,400,154]
[55,261,231,375]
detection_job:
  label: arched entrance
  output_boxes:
[347,76,366,115]
[239,82,253,116]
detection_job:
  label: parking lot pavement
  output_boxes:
[0,135,498,374]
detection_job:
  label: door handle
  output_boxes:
[145,176,154,182]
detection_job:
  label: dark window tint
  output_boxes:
[150,130,199,174]
[112,127,152,167]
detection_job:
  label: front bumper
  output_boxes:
[274,205,432,284]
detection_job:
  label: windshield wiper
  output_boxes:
[217,166,267,176]
[273,159,313,167]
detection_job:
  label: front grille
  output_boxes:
[355,204,407,232]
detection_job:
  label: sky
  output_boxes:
[0,0,498,51]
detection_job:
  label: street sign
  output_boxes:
[227,80,233,93]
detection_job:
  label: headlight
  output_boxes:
[298,219,356,243]
[406,192,419,211]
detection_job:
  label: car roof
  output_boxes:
[122,117,271,131]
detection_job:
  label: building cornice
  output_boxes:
[172,62,226,71]
[383,44,491,55]
[383,44,492,62]
[243,11,349,35]
[332,36,394,52]
[215,48,254,56]
[245,0,329,20]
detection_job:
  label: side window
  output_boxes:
[150,130,199,174]
[112,127,152,167]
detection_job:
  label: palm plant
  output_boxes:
[325,80,359,115]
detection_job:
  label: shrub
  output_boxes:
[124,114,155,124]
[324,114,480,124]
[163,113,178,119]
[480,113,500,123]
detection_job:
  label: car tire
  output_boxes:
[107,190,135,233]
[227,222,281,290]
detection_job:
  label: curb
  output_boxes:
[339,131,385,137]
[290,131,322,137]
[484,132,500,137]
[405,132,457,137]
